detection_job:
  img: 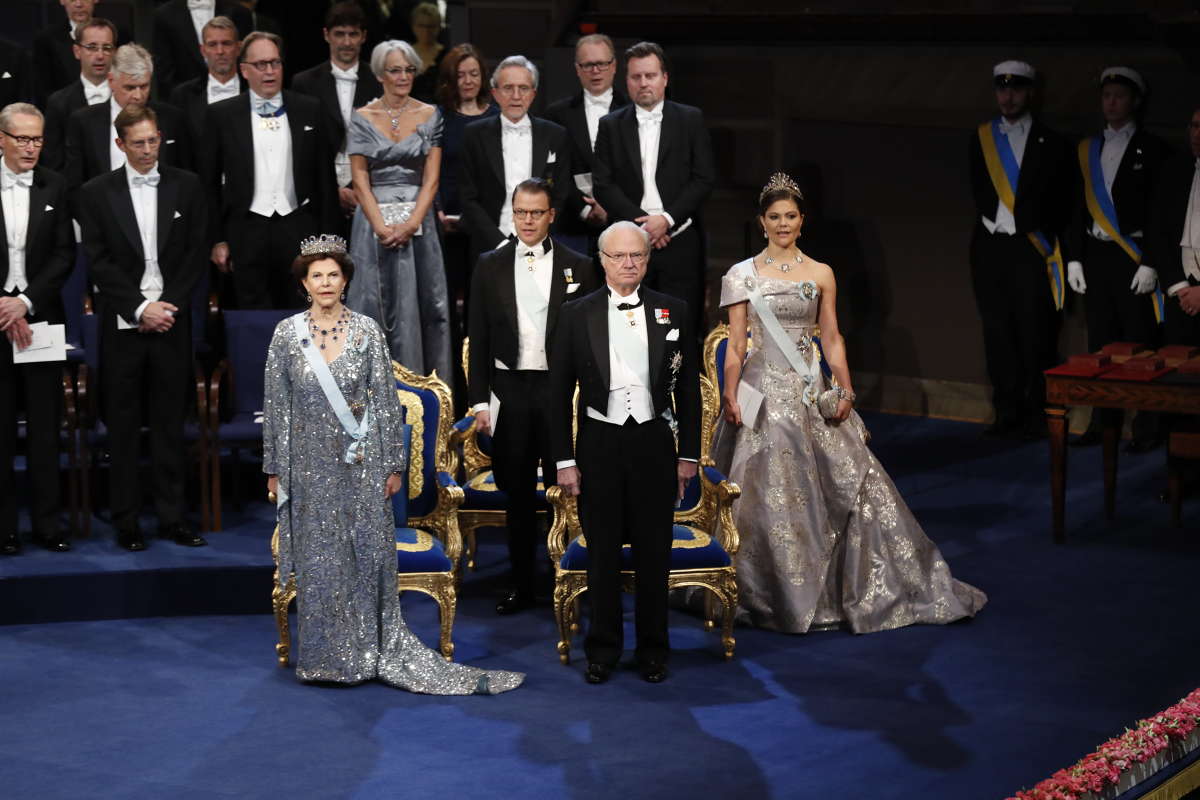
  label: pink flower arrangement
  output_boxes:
[1008,688,1200,800]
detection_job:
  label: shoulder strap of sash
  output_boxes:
[738,262,821,395]
[292,314,373,463]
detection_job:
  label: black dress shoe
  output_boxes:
[1070,429,1103,448]
[495,590,536,615]
[35,534,71,552]
[117,529,147,551]
[1,533,20,555]
[584,663,612,684]
[639,661,668,683]
[159,523,207,547]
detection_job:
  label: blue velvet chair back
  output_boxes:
[392,368,450,520]
[390,422,412,526]
[190,268,211,352]
[223,310,293,417]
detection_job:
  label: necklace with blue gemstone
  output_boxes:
[306,307,350,350]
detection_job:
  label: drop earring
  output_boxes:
[341,290,346,301]
[303,292,312,304]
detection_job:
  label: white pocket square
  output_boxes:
[566,283,581,294]
[166,139,175,145]
[1,72,10,79]
[547,151,556,163]
[44,204,54,212]
[665,328,680,341]
[173,211,182,219]
[301,197,311,206]
[304,125,314,132]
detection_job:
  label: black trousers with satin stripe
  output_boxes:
[577,416,676,667]
[0,341,63,538]
[100,309,191,532]
[228,208,316,310]
[490,368,556,595]
[969,225,1059,426]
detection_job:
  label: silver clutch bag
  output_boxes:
[816,389,841,420]
[378,201,422,235]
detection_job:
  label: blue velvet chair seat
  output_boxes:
[216,411,262,442]
[560,524,732,571]
[462,470,546,511]
[395,527,454,573]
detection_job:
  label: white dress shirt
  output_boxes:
[109,97,126,170]
[206,74,240,104]
[981,113,1030,235]
[1171,158,1200,297]
[591,287,653,425]
[188,0,215,43]
[125,163,165,322]
[81,74,111,105]
[330,63,358,187]
[1,162,34,314]
[513,238,554,371]
[498,115,533,241]
[248,89,298,218]
[583,87,612,149]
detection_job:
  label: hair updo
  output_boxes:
[291,251,355,290]
[758,186,806,217]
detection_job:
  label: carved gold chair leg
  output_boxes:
[554,581,574,664]
[720,574,738,660]
[273,580,294,668]
[437,582,457,661]
[464,525,477,570]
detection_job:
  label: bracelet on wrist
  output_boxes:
[834,386,856,404]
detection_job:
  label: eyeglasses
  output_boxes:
[0,130,44,148]
[497,84,534,97]
[601,250,647,265]
[79,43,115,54]
[577,59,614,72]
[513,208,550,220]
[122,135,161,150]
[244,58,283,72]
[384,66,418,77]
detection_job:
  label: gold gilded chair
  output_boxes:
[450,338,549,569]
[271,361,465,666]
[545,372,742,664]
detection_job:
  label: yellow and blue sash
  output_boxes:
[978,119,1066,310]
[1078,136,1166,324]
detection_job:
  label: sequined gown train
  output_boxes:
[346,109,453,387]
[713,259,986,634]
[263,312,522,693]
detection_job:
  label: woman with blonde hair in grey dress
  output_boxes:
[714,173,986,634]
[347,39,452,386]
[263,237,522,693]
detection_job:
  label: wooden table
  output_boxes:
[1045,372,1200,542]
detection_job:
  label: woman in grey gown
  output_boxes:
[347,40,452,387]
[263,239,522,694]
[715,173,986,634]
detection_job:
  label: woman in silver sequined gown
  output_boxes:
[263,249,523,694]
[714,177,986,634]
[347,41,452,387]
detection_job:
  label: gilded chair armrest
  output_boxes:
[454,415,492,477]
[450,415,475,438]
[709,468,742,557]
[432,471,465,563]
[545,485,580,564]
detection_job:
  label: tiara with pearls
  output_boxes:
[759,172,804,204]
[299,234,348,257]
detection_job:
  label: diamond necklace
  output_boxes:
[380,96,412,131]
[763,249,803,272]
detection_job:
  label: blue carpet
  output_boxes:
[1,412,1197,799]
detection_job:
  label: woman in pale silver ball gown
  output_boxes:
[714,173,986,634]
[263,241,523,694]
[347,40,452,387]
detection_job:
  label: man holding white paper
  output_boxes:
[78,105,208,551]
[467,178,597,614]
[0,103,74,555]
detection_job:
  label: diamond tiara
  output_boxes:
[299,234,348,257]
[758,172,803,204]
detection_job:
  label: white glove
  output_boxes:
[1130,265,1157,295]
[1066,261,1087,294]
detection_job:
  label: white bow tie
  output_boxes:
[2,171,32,190]
[85,88,109,103]
[331,65,358,82]
[637,109,662,126]
[1103,126,1132,142]
[585,92,610,109]
[187,0,214,10]
[209,82,238,98]
[998,118,1026,136]
[131,174,160,187]
[502,120,531,136]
